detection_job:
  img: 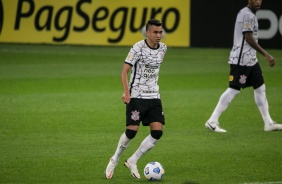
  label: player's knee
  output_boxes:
[125,129,137,139]
[151,130,163,140]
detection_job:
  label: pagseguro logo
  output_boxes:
[0,0,3,35]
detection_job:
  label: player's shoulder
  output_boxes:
[130,40,146,53]
[159,42,167,52]
[239,7,255,17]
[132,40,146,48]
[159,42,167,48]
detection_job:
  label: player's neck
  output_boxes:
[247,5,257,14]
[145,39,159,49]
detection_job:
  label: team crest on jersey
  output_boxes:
[239,75,247,84]
[229,75,234,81]
[131,110,140,121]
[158,51,165,60]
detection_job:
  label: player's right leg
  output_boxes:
[106,98,141,179]
[105,129,137,179]
[205,87,240,132]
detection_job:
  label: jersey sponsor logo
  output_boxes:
[229,75,234,82]
[145,65,158,69]
[142,64,158,79]
[243,22,251,30]
[0,0,3,35]
[0,0,190,46]
[143,73,157,79]
[131,110,140,121]
[142,90,158,94]
[126,53,134,61]
[239,75,247,84]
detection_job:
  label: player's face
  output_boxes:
[146,25,163,47]
[248,0,262,11]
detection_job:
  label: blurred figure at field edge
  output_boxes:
[105,19,167,179]
[205,0,282,132]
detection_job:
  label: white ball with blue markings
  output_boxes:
[144,161,165,181]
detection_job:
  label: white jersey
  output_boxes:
[228,7,259,66]
[125,40,167,99]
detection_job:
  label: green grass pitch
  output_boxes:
[0,44,282,184]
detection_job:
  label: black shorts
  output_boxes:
[229,63,264,90]
[126,98,165,126]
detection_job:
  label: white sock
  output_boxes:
[254,84,273,125]
[209,88,240,122]
[112,133,130,163]
[127,135,157,164]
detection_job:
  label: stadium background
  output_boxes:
[0,0,281,48]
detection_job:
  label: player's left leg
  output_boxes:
[125,122,163,179]
[127,122,162,164]
[254,84,282,131]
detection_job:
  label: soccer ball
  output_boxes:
[144,161,165,181]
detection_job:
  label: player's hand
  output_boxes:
[265,54,275,67]
[122,93,130,104]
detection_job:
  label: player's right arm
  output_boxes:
[121,63,131,104]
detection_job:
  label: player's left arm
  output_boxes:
[244,32,275,67]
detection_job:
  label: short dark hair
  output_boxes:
[145,19,162,31]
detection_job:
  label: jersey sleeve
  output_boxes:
[242,13,254,33]
[125,42,142,66]
[162,43,167,55]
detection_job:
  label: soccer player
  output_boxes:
[105,19,167,179]
[205,0,282,132]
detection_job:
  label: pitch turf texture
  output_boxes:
[0,44,281,184]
